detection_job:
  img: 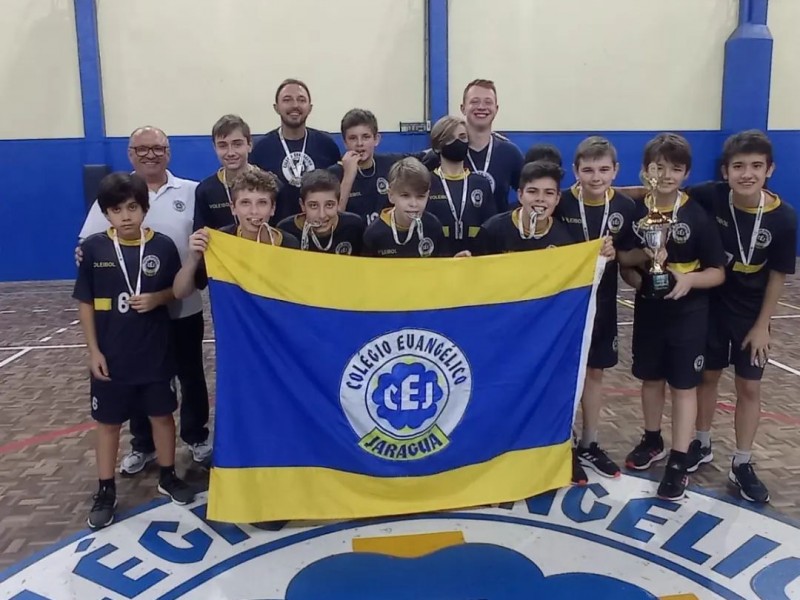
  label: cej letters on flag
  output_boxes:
[204,229,603,523]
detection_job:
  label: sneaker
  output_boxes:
[625,435,667,470]
[88,486,117,530]
[571,448,588,485]
[189,440,213,463]
[578,443,621,478]
[119,450,156,475]
[685,440,714,473]
[158,472,196,505]
[729,461,770,503]
[657,460,689,501]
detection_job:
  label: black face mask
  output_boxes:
[440,138,469,162]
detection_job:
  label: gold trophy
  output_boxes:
[636,163,675,298]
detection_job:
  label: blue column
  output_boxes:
[73,0,106,163]
[721,0,772,132]
[427,0,449,123]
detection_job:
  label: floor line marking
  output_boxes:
[0,340,217,351]
[771,315,800,320]
[0,348,32,368]
[32,309,49,313]
[69,320,79,326]
[39,336,53,343]
[55,328,67,334]
[767,358,800,378]
[0,421,96,455]
[778,301,800,313]
[0,310,16,315]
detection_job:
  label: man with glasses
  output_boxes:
[77,126,213,474]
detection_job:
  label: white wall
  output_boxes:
[0,0,83,139]
[448,0,737,132]
[97,0,425,137]
[768,0,800,130]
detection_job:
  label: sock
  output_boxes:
[668,450,688,470]
[99,478,115,492]
[696,430,712,448]
[733,450,752,467]
[579,427,598,448]
[644,429,662,446]
[159,465,176,481]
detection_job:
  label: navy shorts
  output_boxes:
[706,307,766,381]
[90,379,177,425]
[588,300,618,369]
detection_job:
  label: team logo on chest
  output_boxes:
[339,329,472,461]
[418,237,435,257]
[376,177,389,195]
[282,152,315,187]
[672,222,691,244]
[335,241,353,255]
[470,189,483,208]
[142,255,161,277]
[607,212,624,234]
[172,199,186,212]
[755,228,772,249]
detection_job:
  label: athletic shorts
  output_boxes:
[588,300,618,369]
[90,379,177,425]
[706,307,765,381]
[631,300,707,390]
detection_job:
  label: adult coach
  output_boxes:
[77,126,212,474]
[249,79,341,223]
[460,79,524,213]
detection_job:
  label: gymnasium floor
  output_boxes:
[1,275,799,590]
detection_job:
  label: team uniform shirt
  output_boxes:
[556,186,639,367]
[465,133,524,213]
[73,229,181,384]
[250,128,341,223]
[276,212,363,255]
[328,154,405,225]
[687,181,797,379]
[363,209,446,258]
[78,171,202,319]
[427,168,496,255]
[193,168,236,231]
[629,192,726,389]
[477,209,576,255]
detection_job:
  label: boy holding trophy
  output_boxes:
[622,133,725,500]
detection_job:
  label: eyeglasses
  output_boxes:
[130,145,168,157]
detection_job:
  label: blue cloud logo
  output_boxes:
[371,362,443,430]
[286,543,658,600]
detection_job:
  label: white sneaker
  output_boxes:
[119,450,156,475]
[190,440,213,463]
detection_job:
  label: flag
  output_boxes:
[204,229,603,523]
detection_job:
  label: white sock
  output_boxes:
[696,430,712,448]
[733,450,752,467]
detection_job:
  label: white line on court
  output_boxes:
[619,321,633,326]
[0,310,16,315]
[772,315,800,320]
[63,308,78,312]
[55,328,67,334]
[70,320,79,326]
[39,336,52,343]
[32,309,49,313]
[0,348,32,368]
[0,340,218,352]
[768,359,800,377]
[778,301,800,313]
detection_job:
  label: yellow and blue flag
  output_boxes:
[204,229,603,523]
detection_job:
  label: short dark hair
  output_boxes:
[462,79,497,103]
[275,78,311,103]
[643,133,692,172]
[722,130,773,168]
[574,136,617,166]
[97,172,149,213]
[299,169,340,202]
[388,157,431,195]
[212,114,251,142]
[231,168,279,204]
[524,144,562,167]
[341,108,379,137]
[518,160,564,190]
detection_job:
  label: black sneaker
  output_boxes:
[729,461,770,503]
[625,435,667,470]
[571,448,588,485]
[685,440,714,473]
[657,460,688,501]
[578,443,621,478]
[88,486,117,530]
[158,472,196,505]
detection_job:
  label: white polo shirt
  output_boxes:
[78,170,202,319]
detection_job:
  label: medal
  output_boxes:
[729,190,765,266]
[438,172,469,240]
[301,220,334,252]
[517,207,549,240]
[390,209,422,246]
[257,223,277,245]
[112,227,145,296]
[279,129,308,182]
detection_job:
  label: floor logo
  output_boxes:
[1,475,798,599]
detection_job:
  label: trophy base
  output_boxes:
[640,271,675,300]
